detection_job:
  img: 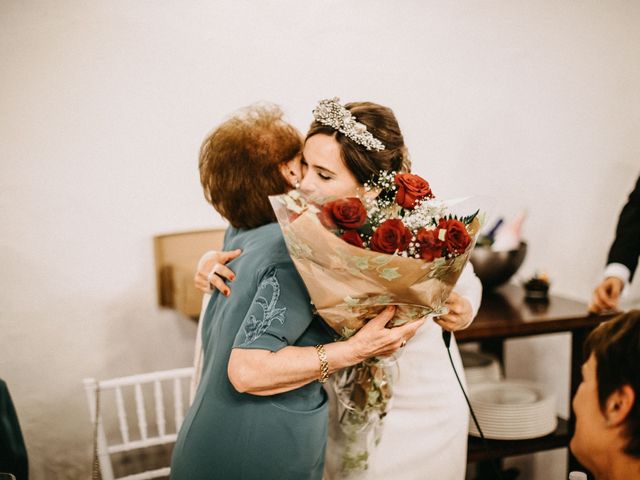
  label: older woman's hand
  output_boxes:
[194,249,242,296]
[347,306,425,360]
[433,291,474,332]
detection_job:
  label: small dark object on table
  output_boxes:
[524,274,550,301]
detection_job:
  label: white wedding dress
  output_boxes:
[324,263,482,480]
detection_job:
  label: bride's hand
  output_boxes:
[434,291,473,332]
[346,306,425,360]
[194,249,242,295]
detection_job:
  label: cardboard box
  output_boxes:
[154,229,226,317]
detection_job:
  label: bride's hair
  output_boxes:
[199,103,302,229]
[306,101,411,183]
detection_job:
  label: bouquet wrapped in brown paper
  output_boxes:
[269,171,482,473]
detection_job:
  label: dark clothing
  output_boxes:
[607,175,640,282]
[0,379,28,480]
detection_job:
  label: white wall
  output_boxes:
[1,1,638,478]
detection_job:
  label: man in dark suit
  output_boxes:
[590,175,640,313]
[0,379,28,480]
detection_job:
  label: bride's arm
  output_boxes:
[434,262,482,332]
[453,261,482,317]
[228,306,423,396]
[194,249,242,295]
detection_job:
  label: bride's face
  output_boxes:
[299,134,361,199]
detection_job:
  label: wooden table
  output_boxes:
[456,284,615,479]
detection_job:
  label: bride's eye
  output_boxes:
[318,171,332,181]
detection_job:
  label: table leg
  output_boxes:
[476,459,503,480]
[479,337,505,365]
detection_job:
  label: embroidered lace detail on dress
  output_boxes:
[242,273,287,344]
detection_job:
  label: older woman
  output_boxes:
[170,104,422,480]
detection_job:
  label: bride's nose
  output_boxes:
[299,174,313,195]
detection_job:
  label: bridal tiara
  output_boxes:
[312,97,386,152]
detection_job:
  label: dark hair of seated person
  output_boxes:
[584,309,640,457]
[199,104,302,229]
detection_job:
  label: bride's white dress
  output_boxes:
[324,263,482,480]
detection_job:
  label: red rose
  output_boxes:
[322,198,368,230]
[341,230,365,248]
[316,207,337,229]
[415,228,444,262]
[369,219,412,254]
[442,219,471,255]
[394,173,434,209]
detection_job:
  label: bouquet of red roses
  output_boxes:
[269,171,481,474]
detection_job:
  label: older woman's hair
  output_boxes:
[199,104,302,229]
[306,101,411,182]
[584,309,640,457]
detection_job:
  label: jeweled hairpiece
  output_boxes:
[312,97,385,151]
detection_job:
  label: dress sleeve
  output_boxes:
[452,262,483,318]
[232,263,314,352]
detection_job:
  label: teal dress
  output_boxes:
[171,223,334,480]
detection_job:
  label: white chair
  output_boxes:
[83,367,194,480]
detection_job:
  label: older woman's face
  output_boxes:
[299,134,361,199]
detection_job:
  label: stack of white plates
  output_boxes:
[461,350,502,385]
[468,380,557,440]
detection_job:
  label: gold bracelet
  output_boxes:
[315,344,330,384]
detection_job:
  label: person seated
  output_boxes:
[570,309,640,479]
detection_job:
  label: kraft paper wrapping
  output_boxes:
[270,193,481,336]
[270,191,481,474]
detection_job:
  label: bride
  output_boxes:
[194,98,481,480]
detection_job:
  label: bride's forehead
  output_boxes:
[304,134,342,164]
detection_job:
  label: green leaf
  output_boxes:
[459,209,480,225]
[358,222,374,236]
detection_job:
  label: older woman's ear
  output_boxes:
[605,384,636,428]
[279,154,303,188]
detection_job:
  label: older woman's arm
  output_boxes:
[228,306,423,395]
